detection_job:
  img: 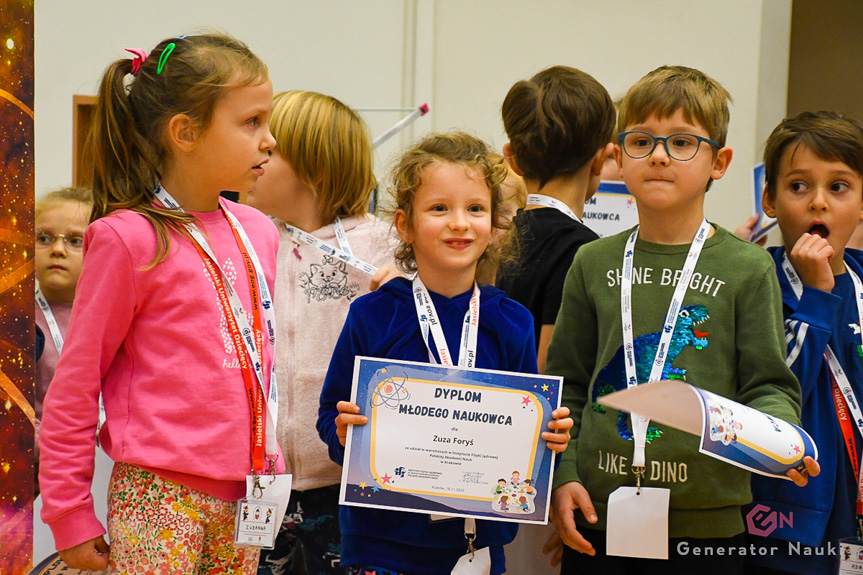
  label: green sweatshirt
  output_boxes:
[547,225,801,539]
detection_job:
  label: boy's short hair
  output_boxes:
[763,110,863,199]
[618,65,732,146]
[502,66,615,189]
[269,90,376,217]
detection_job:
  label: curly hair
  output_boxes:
[385,132,516,275]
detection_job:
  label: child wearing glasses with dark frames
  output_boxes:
[545,65,818,575]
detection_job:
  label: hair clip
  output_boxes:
[157,42,176,75]
[124,48,148,77]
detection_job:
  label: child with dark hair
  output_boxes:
[496,65,615,373]
[746,110,863,575]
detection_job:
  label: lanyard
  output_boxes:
[37,281,108,433]
[621,219,711,472]
[35,282,64,354]
[781,255,863,512]
[526,194,582,222]
[411,276,480,368]
[284,217,378,276]
[154,186,279,473]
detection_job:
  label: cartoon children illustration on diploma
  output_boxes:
[709,404,743,446]
[491,470,537,514]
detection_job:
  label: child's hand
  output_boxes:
[541,531,564,567]
[786,455,820,487]
[335,401,367,447]
[734,215,768,247]
[59,535,110,570]
[369,265,404,291]
[551,481,597,555]
[788,233,835,292]
[543,407,572,453]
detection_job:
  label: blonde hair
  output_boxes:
[87,32,269,266]
[387,132,514,274]
[618,65,732,146]
[35,187,94,220]
[270,90,376,217]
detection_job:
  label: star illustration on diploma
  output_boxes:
[793,444,801,454]
[359,482,367,489]
[372,485,381,493]
[381,473,392,484]
[521,396,531,406]
[542,384,549,392]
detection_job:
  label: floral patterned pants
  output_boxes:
[107,462,260,574]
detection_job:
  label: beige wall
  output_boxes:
[35,0,793,231]
[787,0,863,121]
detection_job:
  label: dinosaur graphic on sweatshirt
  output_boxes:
[591,304,710,441]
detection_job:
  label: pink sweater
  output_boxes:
[38,199,285,551]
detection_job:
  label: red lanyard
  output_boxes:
[830,370,863,516]
[194,221,267,473]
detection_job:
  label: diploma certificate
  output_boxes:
[340,357,562,524]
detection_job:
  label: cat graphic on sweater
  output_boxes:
[299,255,359,303]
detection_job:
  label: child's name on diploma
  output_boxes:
[340,357,562,524]
[597,380,817,479]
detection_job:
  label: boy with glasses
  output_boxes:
[545,65,817,574]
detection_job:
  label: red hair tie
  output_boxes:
[125,48,148,77]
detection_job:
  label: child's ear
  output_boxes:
[613,143,624,170]
[710,147,733,181]
[394,209,413,244]
[502,143,523,177]
[590,143,615,176]
[762,186,777,218]
[167,113,198,154]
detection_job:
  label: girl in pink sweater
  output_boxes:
[246,90,398,575]
[38,33,284,573]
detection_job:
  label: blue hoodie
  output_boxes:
[746,247,863,575]
[318,277,537,575]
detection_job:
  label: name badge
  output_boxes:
[839,537,863,574]
[451,546,490,575]
[606,486,670,559]
[234,496,278,549]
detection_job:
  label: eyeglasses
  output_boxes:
[619,131,721,161]
[35,229,84,251]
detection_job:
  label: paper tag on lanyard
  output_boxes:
[153,185,279,469]
[525,194,582,223]
[839,537,863,573]
[450,516,491,575]
[606,486,669,559]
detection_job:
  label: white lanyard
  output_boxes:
[621,219,711,469]
[411,276,480,368]
[35,282,63,354]
[154,185,280,464]
[284,217,378,277]
[526,194,582,222]
[37,281,108,433]
[781,255,863,439]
